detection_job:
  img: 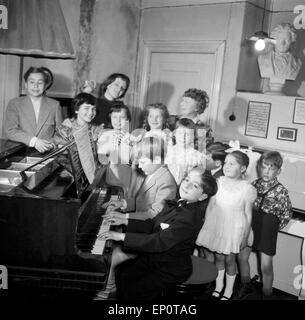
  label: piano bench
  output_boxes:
[163,256,218,301]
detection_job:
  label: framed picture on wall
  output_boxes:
[293,99,305,125]
[277,127,297,142]
[245,101,271,138]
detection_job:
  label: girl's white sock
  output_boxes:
[221,273,236,299]
[213,268,225,297]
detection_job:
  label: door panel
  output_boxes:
[146,52,215,116]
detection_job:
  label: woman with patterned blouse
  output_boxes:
[236,151,293,300]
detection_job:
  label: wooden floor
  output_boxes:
[0,279,297,302]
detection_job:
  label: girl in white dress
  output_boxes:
[97,104,133,193]
[196,151,257,300]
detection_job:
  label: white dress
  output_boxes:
[97,129,133,192]
[196,176,257,254]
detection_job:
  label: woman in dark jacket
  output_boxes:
[92,73,130,127]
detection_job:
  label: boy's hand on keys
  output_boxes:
[98,230,125,241]
[102,199,123,212]
[104,214,128,226]
[105,211,126,220]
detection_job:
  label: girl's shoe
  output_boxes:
[211,290,222,299]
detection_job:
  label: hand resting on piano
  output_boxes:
[99,230,125,242]
[98,214,128,242]
[105,210,126,220]
[102,199,125,213]
[104,214,128,227]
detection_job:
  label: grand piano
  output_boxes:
[0,138,121,292]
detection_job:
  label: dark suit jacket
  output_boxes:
[4,95,63,145]
[123,199,209,282]
[213,168,224,179]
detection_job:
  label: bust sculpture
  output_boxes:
[258,23,302,95]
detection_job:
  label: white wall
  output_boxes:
[218,92,305,154]
[137,1,247,129]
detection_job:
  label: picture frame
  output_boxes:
[293,99,305,125]
[245,101,271,139]
[277,127,297,142]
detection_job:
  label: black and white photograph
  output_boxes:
[0,0,305,312]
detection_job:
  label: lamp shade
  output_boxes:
[249,31,275,42]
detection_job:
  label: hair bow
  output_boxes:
[166,199,187,208]
[225,140,241,153]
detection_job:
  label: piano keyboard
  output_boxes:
[91,194,120,255]
[282,218,305,238]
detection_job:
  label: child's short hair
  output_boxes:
[173,118,198,149]
[183,88,209,114]
[200,172,218,197]
[257,151,283,169]
[206,142,230,165]
[107,103,131,127]
[72,92,97,117]
[142,103,169,130]
[229,150,250,169]
[136,136,166,163]
[24,66,53,91]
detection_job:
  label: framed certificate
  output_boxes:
[277,127,297,142]
[293,99,305,125]
[245,101,271,138]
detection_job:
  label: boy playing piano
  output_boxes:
[99,168,218,301]
[94,136,177,299]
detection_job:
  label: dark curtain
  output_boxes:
[0,0,75,58]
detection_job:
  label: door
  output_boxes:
[146,52,215,119]
[139,40,225,128]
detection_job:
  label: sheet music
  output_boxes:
[73,125,96,184]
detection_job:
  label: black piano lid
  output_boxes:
[0,139,25,160]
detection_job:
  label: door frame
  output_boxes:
[137,39,225,130]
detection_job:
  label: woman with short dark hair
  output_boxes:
[93,73,130,126]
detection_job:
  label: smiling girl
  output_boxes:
[196,151,257,300]
[54,92,101,145]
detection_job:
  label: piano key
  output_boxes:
[91,193,120,254]
[91,220,110,254]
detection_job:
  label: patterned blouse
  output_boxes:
[252,177,293,230]
[55,118,103,144]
